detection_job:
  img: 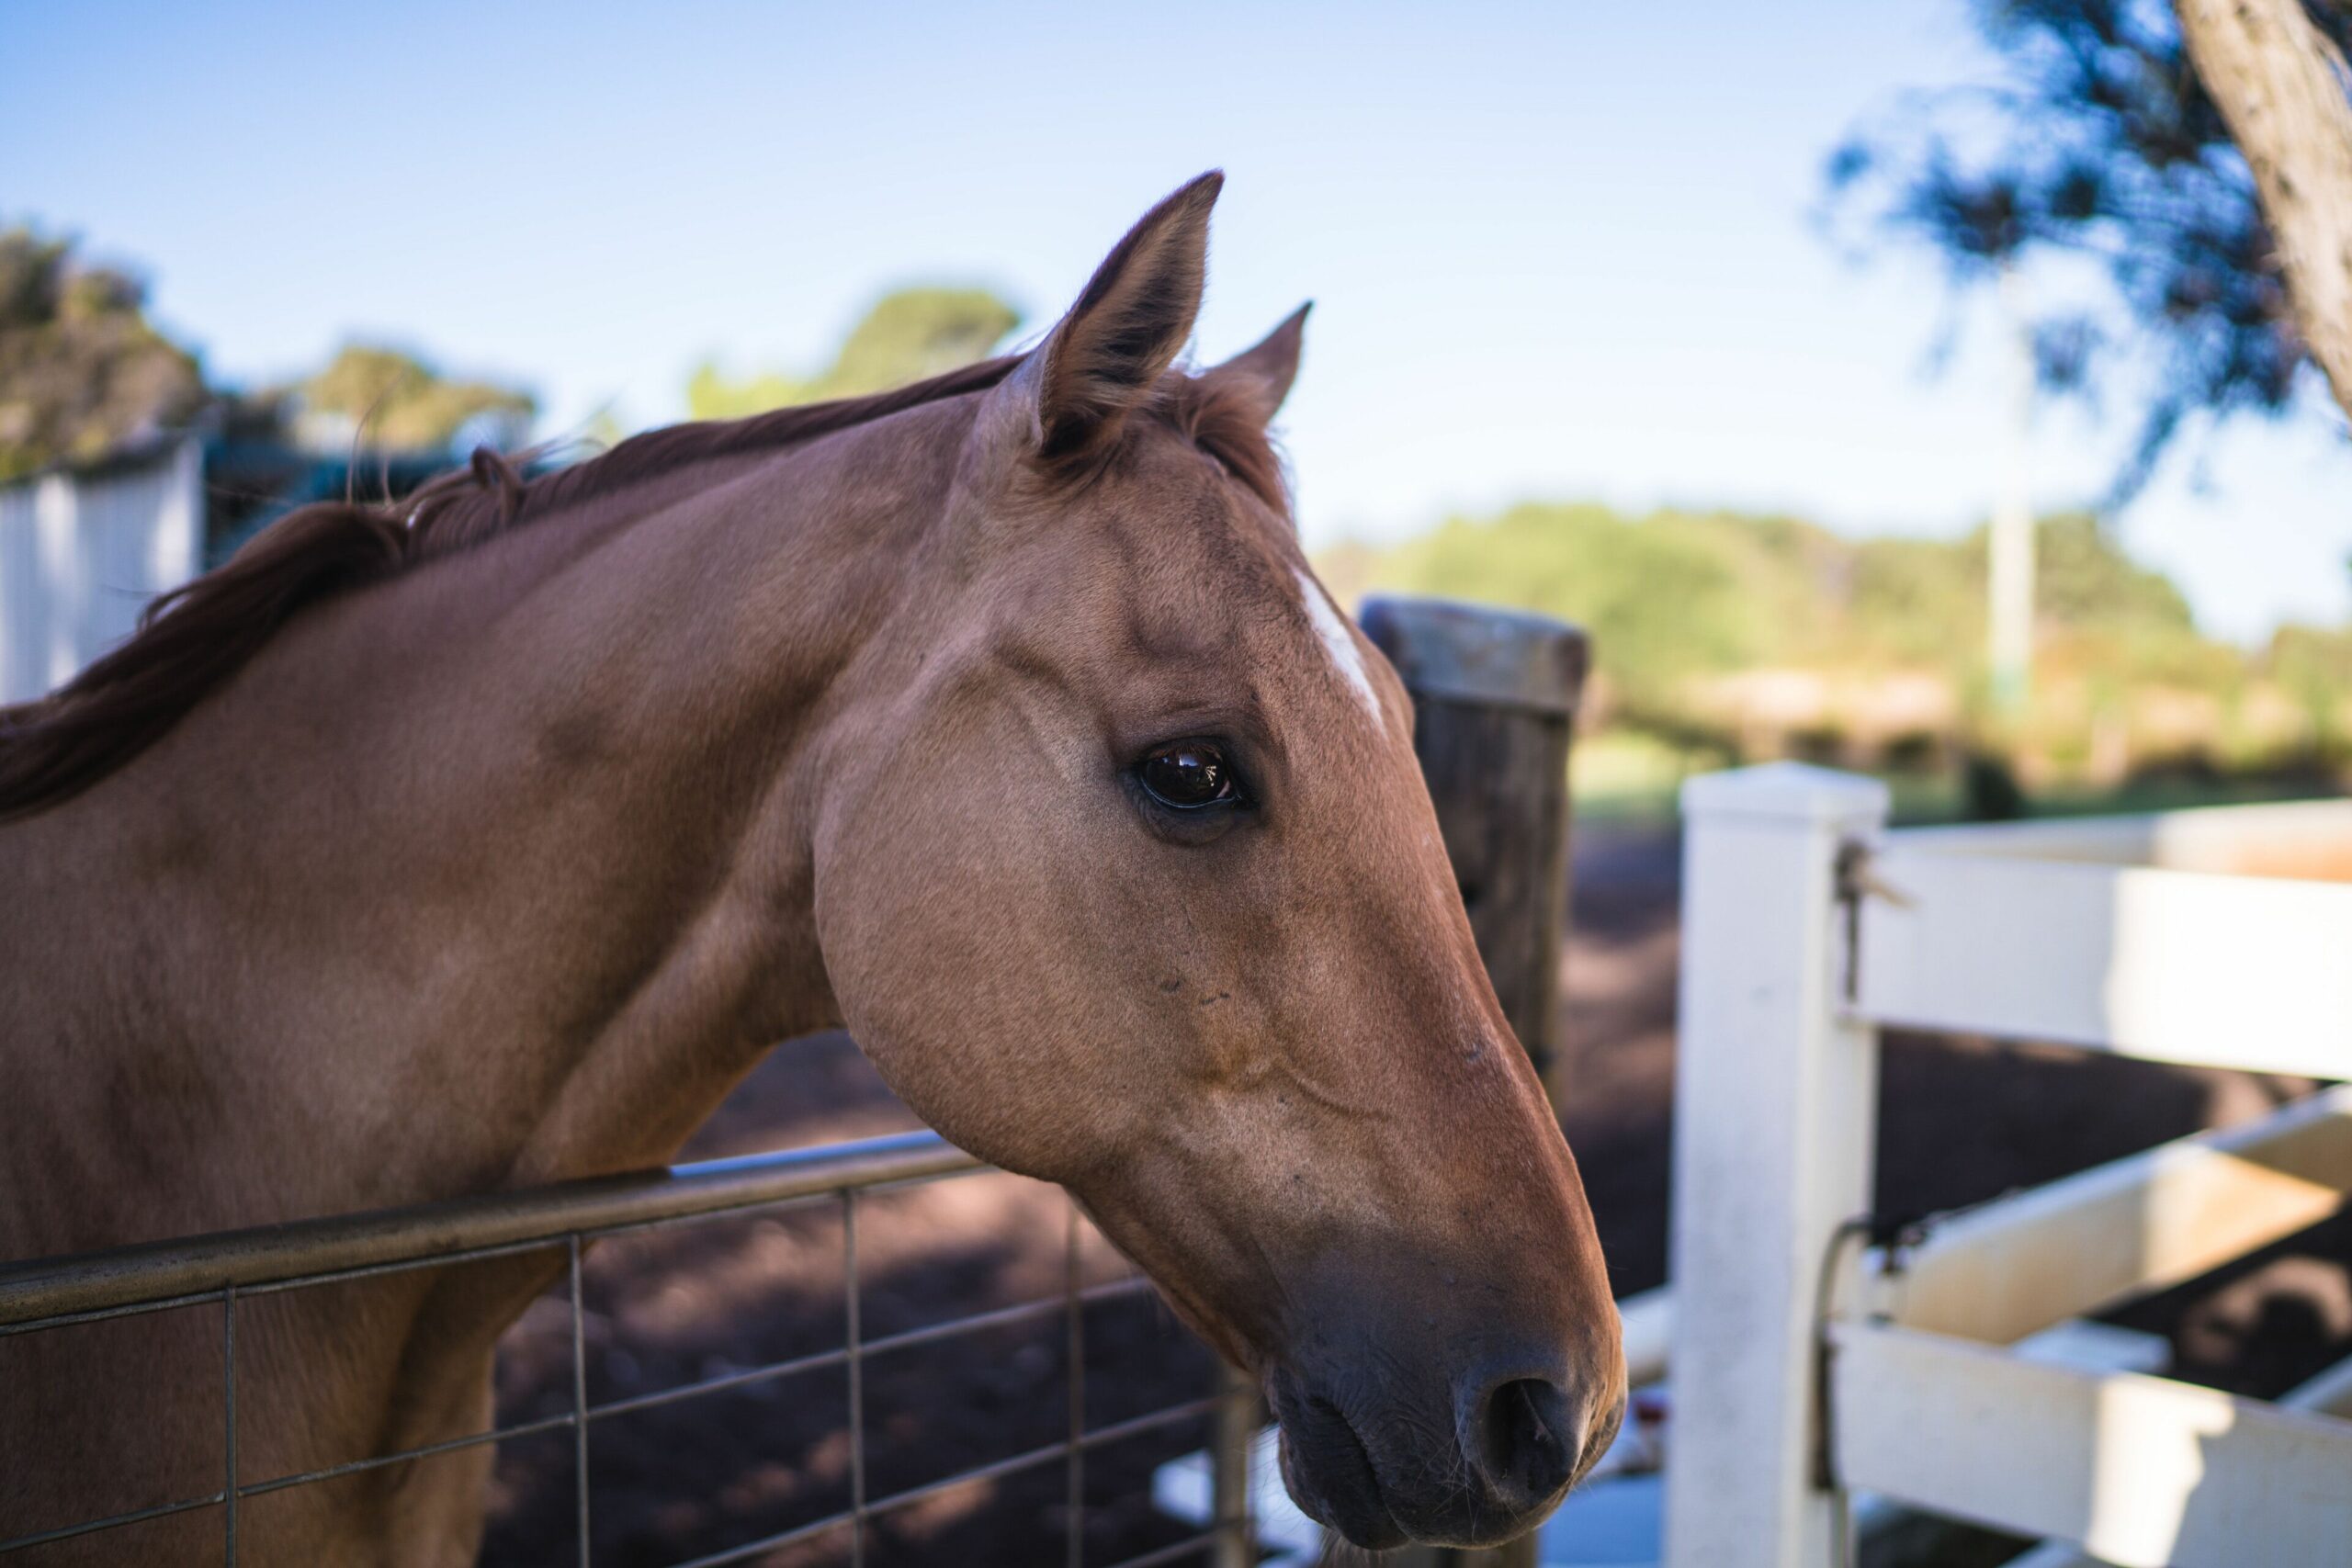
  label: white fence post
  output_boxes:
[1663,762,1888,1568]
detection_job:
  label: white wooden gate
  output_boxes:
[1665,764,2352,1568]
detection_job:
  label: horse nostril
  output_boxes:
[1468,1375,1580,1507]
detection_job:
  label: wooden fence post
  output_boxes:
[1209,1362,1257,1568]
[1360,597,1587,1568]
[1663,762,1888,1568]
[1360,597,1588,1113]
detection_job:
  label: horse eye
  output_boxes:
[1137,741,1238,810]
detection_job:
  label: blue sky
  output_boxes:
[6,0,2346,641]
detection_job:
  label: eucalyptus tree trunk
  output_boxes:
[2177,0,2352,425]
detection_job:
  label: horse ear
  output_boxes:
[1200,303,1309,429]
[1024,171,1222,463]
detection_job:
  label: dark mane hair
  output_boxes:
[0,354,1284,821]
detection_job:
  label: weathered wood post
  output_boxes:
[1361,597,1589,1568]
[1360,597,1589,1114]
[1663,763,1887,1568]
[1209,1364,1256,1568]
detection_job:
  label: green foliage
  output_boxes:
[2270,622,2352,691]
[1849,535,1981,664]
[2011,513,2191,637]
[1363,505,1780,713]
[688,288,1020,420]
[2267,621,2352,755]
[1328,501,2247,731]
[2007,513,2222,685]
[0,225,208,480]
[298,343,535,452]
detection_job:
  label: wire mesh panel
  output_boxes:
[0,1134,1259,1566]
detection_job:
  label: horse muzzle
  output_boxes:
[1263,1337,1623,1549]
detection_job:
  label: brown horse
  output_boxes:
[0,174,1623,1562]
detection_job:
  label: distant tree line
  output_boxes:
[0,222,541,480]
[1322,502,2352,781]
[687,288,1020,419]
[288,344,536,454]
[0,227,206,481]
[1,218,1022,482]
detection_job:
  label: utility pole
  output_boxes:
[1988,262,2036,715]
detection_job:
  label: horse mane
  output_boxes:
[0,354,1284,822]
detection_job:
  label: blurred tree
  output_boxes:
[688,288,1020,419]
[2268,618,2352,754]
[1354,503,1771,722]
[297,343,536,452]
[2018,511,2196,634]
[0,225,208,481]
[1826,0,2352,495]
[1330,502,2233,733]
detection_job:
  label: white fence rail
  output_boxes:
[1663,763,2352,1568]
[1829,1322,2352,1568]
[1879,1084,2352,1344]
[1856,844,2352,1080]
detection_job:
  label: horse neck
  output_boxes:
[2,410,967,1244]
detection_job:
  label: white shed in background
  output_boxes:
[0,439,202,705]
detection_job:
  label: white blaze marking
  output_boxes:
[1295,568,1383,724]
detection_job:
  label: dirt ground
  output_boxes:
[479,1038,1223,1568]
[479,820,2352,1566]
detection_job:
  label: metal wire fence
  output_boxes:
[0,1131,1258,1566]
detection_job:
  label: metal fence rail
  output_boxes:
[0,1131,1257,1566]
